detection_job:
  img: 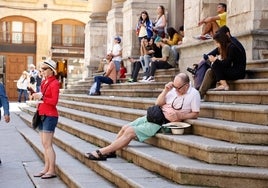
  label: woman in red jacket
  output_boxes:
[32,59,60,179]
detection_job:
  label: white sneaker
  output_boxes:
[193,34,212,40]
[139,76,148,82]
[145,76,155,82]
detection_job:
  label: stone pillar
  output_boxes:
[84,0,112,78]
[227,0,268,60]
[168,0,184,31]
[106,0,125,53]
[121,0,168,73]
[122,0,168,58]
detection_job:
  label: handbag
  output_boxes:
[31,81,51,129]
[146,105,169,125]
[32,110,41,129]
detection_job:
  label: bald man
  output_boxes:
[85,73,201,160]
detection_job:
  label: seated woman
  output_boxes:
[209,32,246,90]
[91,53,116,96]
[162,27,183,62]
[139,37,154,77]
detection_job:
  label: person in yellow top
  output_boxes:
[162,27,184,63]
[195,3,227,40]
[162,27,183,46]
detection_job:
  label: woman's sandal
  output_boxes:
[85,150,107,161]
[33,172,45,177]
[212,85,229,91]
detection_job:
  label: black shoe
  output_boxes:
[90,91,101,96]
[105,152,117,158]
[85,150,107,161]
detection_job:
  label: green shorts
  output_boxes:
[129,116,161,142]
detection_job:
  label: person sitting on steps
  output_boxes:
[194,3,227,40]
[142,36,176,82]
[198,25,246,98]
[91,53,116,96]
[208,31,246,91]
[84,73,201,160]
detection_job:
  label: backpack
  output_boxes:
[193,60,211,90]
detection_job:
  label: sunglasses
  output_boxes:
[172,83,187,91]
[171,97,184,110]
[41,67,51,71]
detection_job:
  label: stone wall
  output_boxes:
[178,0,268,83]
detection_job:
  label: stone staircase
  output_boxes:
[17,59,268,187]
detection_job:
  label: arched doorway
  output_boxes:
[0,16,36,101]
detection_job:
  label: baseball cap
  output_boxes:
[114,36,121,43]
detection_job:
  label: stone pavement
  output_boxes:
[0,102,67,188]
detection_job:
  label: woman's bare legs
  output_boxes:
[40,132,56,175]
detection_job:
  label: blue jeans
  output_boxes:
[18,89,28,102]
[94,76,113,93]
[139,55,151,73]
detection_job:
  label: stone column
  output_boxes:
[106,0,125,53]
[84,0,112,78]
[122,0,168,58]
[168,0,184,31]
[227,0,268,59]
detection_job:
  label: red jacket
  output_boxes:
[38,76,59,117]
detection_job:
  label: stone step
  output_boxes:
[246,59,268,69]
[246,67,268,79]
[57,101,268,145]
[205,90,268,104]
[54,112,268,168]
[18,110,268,187]
[200,102,268,125]
[58,97,268,126]
[59,94,154,109]
[65,68,178,90]
[20,104,268,163]
[69,82,166,90]
[186,117,268,145]
[58,95,268,125]
[228,78,268,91]
[18,112,186,188]
[58,96,268,125]
[17,113,116,188]
[62,77,268,96]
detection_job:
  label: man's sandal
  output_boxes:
[105,151,117,158]
[85,150,107,161]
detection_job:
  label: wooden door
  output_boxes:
[6,54,28,101]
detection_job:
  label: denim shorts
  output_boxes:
[113,60,121,72]
[38,116,58,133]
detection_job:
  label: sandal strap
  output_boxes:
[96,150,104,158]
